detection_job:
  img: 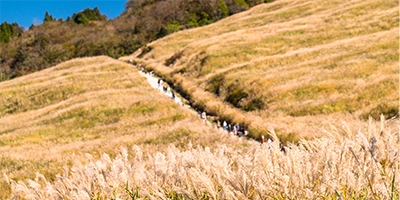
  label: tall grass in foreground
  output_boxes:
[8,117,399,199]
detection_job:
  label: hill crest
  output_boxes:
[120,0,399,139]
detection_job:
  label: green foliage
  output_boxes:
[225,84,248,108]
[128,101,157,114]
[0,22,23,43]
[206,74,225,96]
[289,85,337,101]
[288,97,363,117]
[42,106,124,129]
[0,72,9,82]
[0,85,85,116]
[44,11,55,22]
[218,0,229,18]
[198,12,214,26]
[360,104,399,120]
[277,131,300,144]
[125,184,140,199]
[165,190,186,200]
[187,14,200,28]
[166,21,181,33]
[72,7,105,24]
[243,97,264,111]
[234,0,249,7]
[0,23,12,43]
[2,97,19,115]
[0,0,268,80]
[140,113,186,126]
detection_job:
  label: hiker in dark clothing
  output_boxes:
[234,123,240,135]
[171,91,175,99]
[280,143,286,154]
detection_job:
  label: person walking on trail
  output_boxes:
[167,87,171,97]
[280,143,286,154]
[171,91,175,99]
[261,135,265,144]
[216,120,221,129]
[267,138,272,149]
[223,121,227,131]
[158,80,163,91]
[235,123,240,135]
[202,111,207,123]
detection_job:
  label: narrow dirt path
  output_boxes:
[138,70,185,108]
[132,63,253,140]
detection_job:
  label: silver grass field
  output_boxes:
[8,116,399,199]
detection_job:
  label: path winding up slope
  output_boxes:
[0,56,251,198]
[120,0,399,139]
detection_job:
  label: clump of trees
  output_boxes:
[0,0,273,81]
[44,11,56,22]
[0,22,23,43]
[72,7,106,24]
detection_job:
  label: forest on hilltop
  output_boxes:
[0,0,272,80]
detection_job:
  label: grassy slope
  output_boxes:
[120,0,399,140]
[0,56,250,198]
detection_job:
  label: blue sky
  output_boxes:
[0,0,126,29]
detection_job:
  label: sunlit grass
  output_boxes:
[120,0,399,140]
[0,56,250,199]
[1,0,398,198]
[9,117,400,199]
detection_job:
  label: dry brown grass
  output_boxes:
[9,116,400,199]
[0,56,250,199]
[2,0,399,198]
[120,0,399,140]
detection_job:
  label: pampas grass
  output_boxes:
[10,116,399,199]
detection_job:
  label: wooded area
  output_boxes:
[0,0,272,80]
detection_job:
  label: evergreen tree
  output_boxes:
[218,0,229,18]
[44,11,55,22]
[0,22,11,43]
[72,7,106,24]
[0,22,23,43]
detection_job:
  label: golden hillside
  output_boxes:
[120,0,399,140]
[0,56,250,198]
